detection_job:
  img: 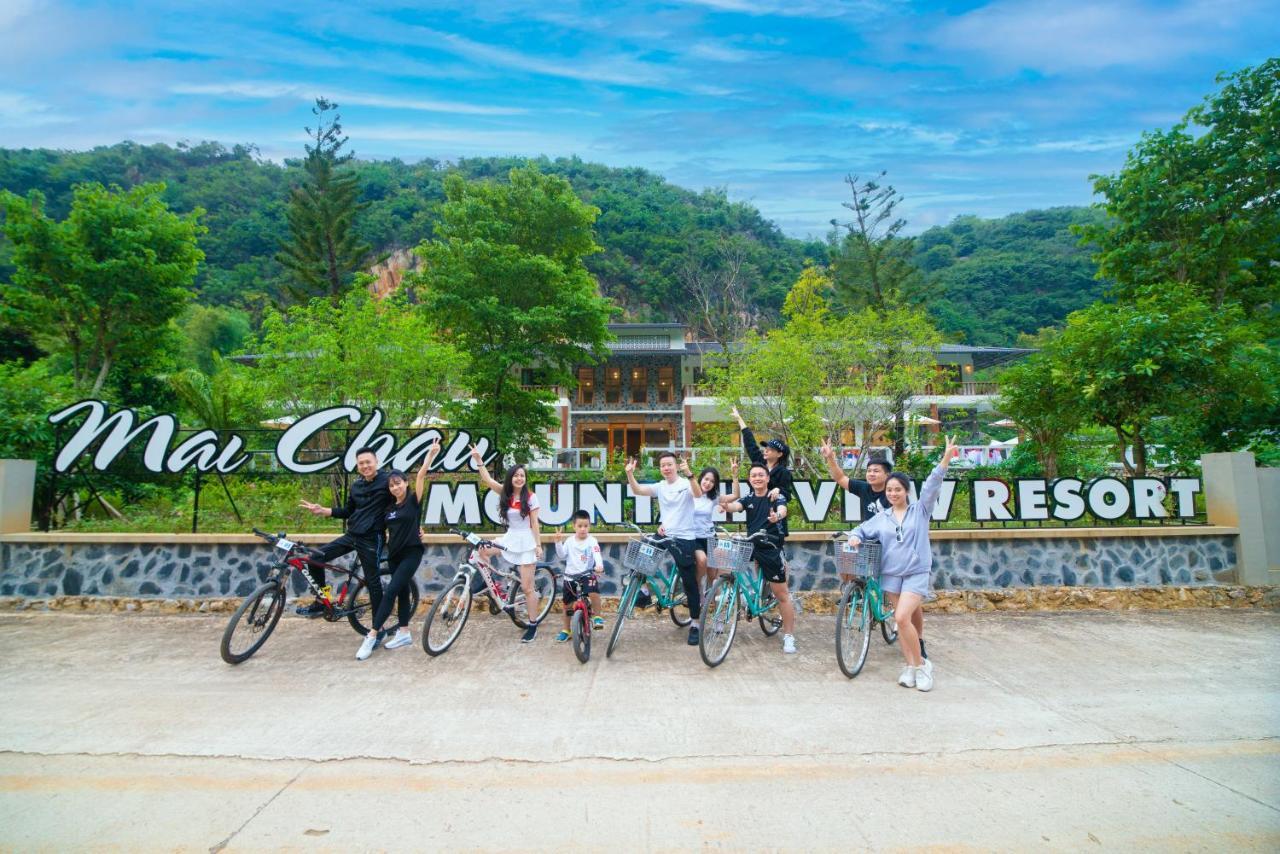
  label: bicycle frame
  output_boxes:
[257,531,366,617]
[448,548,522,610]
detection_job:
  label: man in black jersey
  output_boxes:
[821,438,892,519]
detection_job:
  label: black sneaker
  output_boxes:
[920,638,928,660]
[687,626,700,646]
[634,590,653,609]
[295,601,326,618]
[521,625,538,644]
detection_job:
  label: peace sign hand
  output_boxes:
[624,457,638,475]
[820,437,834,459]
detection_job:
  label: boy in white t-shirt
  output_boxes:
[553,510,605,642]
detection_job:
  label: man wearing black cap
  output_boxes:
[731,406,794,537]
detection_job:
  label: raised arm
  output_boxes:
[919,434,958,511]
[680,456,703,498]
[820,438,851,490]
[469,444,503,495]
[625,457,655,497]
[414,437,441,499]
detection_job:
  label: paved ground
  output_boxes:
[0,607,1277,851]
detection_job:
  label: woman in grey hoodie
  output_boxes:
[848,435,957,693]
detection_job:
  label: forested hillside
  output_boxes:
[914,207,1109,345]
[0,142,1105,346]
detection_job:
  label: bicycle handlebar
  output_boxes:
[449,528,507,550]
[626,521,674,545]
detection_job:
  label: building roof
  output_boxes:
[936,344,1037,370]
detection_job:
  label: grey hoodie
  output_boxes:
[850,463,947,578]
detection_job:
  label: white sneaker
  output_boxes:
[384,629,412,649]
[915,659,935,692]
[898,664,917,688]
[782,634,797,654]
[356,634,378,661]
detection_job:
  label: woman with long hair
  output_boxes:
[691,466,722,595]
[355,438,441,660]
[470,446,544,643]
[847,435,957,692]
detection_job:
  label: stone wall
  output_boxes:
[0,531,1238,600]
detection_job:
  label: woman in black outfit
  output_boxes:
[356,438,440,660]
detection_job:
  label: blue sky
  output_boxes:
[1,1,1275,236]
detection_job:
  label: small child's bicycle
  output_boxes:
[697,530,787,668]
[562,573,598,664]
[832,534,898,678]
[421,528,557,656]
[606,524,692,658]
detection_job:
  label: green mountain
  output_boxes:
[914,207,1110,346]
[1,142,1105,346]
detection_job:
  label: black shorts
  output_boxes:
[561,574,599,604]
[694,537,710,556]
[754,539,787,584]
[667,538,698,570]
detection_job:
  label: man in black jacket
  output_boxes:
[297,447,392,617]
[731,406,794,537]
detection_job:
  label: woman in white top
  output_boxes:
[691,467,722,594]
[470,446,544,643]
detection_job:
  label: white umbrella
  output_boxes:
[906,413,942,426]
[989,418,1017,428]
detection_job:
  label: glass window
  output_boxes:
[644,427,670,447]
[631,367,647,404]
[581,427,608,447]
[576,367,595,405]
[657,367,674,403]
[605,367,621,404]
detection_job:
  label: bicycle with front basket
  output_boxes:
[420,528,557,656]
[605,523,692,658]
[832,533,899,678]
[697,530,790,668]
[220,528,419,664]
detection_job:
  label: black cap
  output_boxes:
[764,438,790,458]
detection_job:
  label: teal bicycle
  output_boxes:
[605,524,692,658]
[833,534,898,678]
[697,530,786,668]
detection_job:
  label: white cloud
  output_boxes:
[170,81,528,116]
[926,0,1249,73]
[0,90,73,127]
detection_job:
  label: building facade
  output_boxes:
[536,323,1032,468]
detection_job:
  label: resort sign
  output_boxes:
[48,401,1201,525]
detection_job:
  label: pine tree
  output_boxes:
[275,98,371,303]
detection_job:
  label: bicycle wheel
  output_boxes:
[347,576,421,637]
[571,608,591,664]
[699,575,739,668]
[667,571,692,628]
[422,579,472,656]
[607,575,640,659]
[758,585,781,637]
[836,583,872,679]
[880,605,898,644]
[508,566,556,629]
[220,581,286,664]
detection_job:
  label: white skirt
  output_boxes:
[499,529,539,566]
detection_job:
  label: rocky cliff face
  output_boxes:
[368,248,423,298]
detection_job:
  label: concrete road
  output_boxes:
[0,608,1277,851]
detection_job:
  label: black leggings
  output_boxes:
[670,538,701,621]
[314,531,384,616]
[372,546,423,632]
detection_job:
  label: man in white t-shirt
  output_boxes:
[625,451,705,646]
